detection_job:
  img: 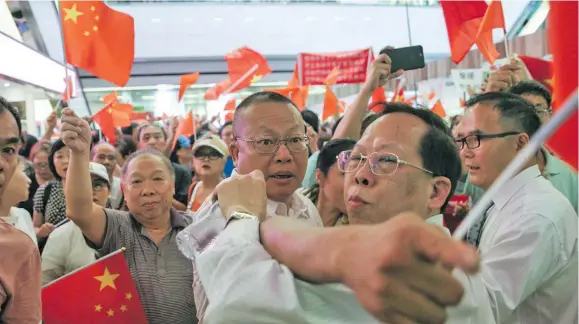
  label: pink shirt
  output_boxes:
[0,220,42,323]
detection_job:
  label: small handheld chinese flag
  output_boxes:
[60,0,135,87]
[42,248,148,324]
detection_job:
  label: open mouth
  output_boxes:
[468,166,480,171]
[269,172,295,180]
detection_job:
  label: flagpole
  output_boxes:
[453,90,578,240]
[503,31,510,59]
[222,64,259,95]
[57,1,71,106]
[42,247,127,288]
[404,2,418,94]
[192,109,197,141]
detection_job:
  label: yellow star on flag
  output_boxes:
[107,309,114,317]
[120,305,128,312]
[545,78,553,87]
[125,292,133,300]
[63,4,84,24]
[94,267,120,291]
[250,75,262,83]
[94,304,102,312]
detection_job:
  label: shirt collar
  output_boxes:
[542,147,564,177]
[266,193,309,219]
[492,165,542,211]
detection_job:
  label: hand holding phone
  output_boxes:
[379,45,426,73]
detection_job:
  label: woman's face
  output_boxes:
[193,147,225,178]
[91,175,110,207]
[53,147,70,179]
[33,151,53,181]
[319,164,347,214]
[2,163,31,206]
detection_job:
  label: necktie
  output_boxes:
[466,202,495,247]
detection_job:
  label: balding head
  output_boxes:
[91,141,118,178]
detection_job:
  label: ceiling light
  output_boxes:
[3,83,9,87]
[151,18,161,23]
[213,17,223,22]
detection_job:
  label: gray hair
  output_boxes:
[120,148,175,182]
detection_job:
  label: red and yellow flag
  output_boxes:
[60,0,135,87]
[42,249,147,323]
[474,0,505,64]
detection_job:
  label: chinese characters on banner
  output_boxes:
[298,48,372,86]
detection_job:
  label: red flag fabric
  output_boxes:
[224,99,236,111]
[475,0,506,64]
[440,0,488,64]
[42,249,147,323]
[323,86,340,121]
[60,1,134,87]
[62,76,74,103]
[178,72,200,102]
[324,66,340,85]
[370,87,386,111]
[172,111,194,150]
[518,55,554,93]
[91,104,124,144]
[298,48,372,85]
[546,0,578,170]
[431,100,447,118]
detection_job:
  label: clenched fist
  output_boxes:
[214,170,267,220]
[363,46,405,94]
[60,108,92,154]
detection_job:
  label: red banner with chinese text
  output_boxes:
[298,48,372,86]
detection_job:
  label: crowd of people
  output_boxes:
[0,50,576,324]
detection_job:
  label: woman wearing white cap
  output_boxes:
[40,162,111,285]
[187,135,227,213]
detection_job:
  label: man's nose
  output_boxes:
[274,142,293,163]
[354,160,375,187]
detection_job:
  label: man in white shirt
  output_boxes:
[181,103,482,323]
[455,91,577,323]
[177,91,323,322]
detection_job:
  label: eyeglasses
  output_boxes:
[195,155,222,161]
[34,163,49,170]
[92,182,108,192]
[534,104,552,116]
[454,131,520,150]
[236,135,310,154]
[337,150,434,176]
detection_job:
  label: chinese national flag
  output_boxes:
[518,55,554,93]
[92,104,131,144]
[178,72,200,102]
[224,99,236,111]
[172,111,194,150]
[42,249,148,324]
[60,1,135,87]
[370,87,387,113]
[475,0,505,65]
[546,0,578,170]
[440,0,488,64]
[323,86,340,121]
[62,76,74,103]
[431,100,447,118]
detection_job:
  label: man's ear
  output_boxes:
[229,142,239,167]
[516,133,530,152]
[428,176,452,212]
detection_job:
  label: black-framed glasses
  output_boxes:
[236,135,310,154]
[454,131,520,150]
[195,155,222,161]
[337,150,434,176]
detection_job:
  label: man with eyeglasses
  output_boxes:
[91,142,122,209]
[177,91,323,323]
[178,101,483,323]
[455,91,577,323]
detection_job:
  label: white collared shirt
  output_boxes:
[177,191,322,323]
[193,212,489,324]
[455,165,578,324]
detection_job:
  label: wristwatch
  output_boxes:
[226,211,259,227]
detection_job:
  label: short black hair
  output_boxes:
[331,112,378,138]
[316,138,356,176]
[465,91,541,138]
[233,91,300,135]
[509,80,552,107]
[48,139,67,180]
[301,110,319,133]
[0,96,22,134]
[380,103,461,212]
[115,136,137,159]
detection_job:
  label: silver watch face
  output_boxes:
[229,212,259,221]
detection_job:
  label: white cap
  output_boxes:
[89,162,109,184]
[192,134,229,157]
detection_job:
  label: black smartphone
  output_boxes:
[379,45,425,72]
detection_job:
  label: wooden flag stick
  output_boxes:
[453,90,578,240]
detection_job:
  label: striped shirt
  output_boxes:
[86,208,197,324]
